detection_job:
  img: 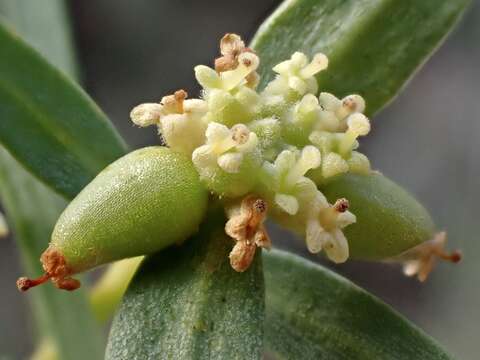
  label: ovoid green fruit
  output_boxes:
[320,172,435,260]
[17,146,208,291]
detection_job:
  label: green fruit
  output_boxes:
[320,173,435,260]
[18,146,208,291]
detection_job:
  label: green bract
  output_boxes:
[17,146,208,290]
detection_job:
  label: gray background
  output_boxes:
[0,1,479,358]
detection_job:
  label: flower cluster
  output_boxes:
[131,34,372,271]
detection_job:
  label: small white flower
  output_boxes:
[309,113,371,179]
[305,198,356,263]
[262,146,321,215]
[338,113,370,156]
[318,92,342,111]
[192,122,258,174]
[289,94,321,126]
[195,52,260,92]
[130,90,208,155]
[318,92,366,131]
[336,94,366,121]
[264,52,328,97]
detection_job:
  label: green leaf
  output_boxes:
[0,21,127,199]
[0,0,78,78]
[106,208,264,360]
[0,147,104,360]
[0,2,105,359]
[263,249,453,360]
[251,0,470,115]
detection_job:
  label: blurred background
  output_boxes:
[0,0,478,358]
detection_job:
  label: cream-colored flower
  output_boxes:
[289,94,321,126]
[309,112,371,179]
[130,90,208,155]
[262,146,321,215]
[318,92,366,130]
[305,198,356,263]
[264,52,328,97]
[195,51,260,92]
[192,122,258,174]
[338,113,371,156]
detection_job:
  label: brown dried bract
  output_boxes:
[16,246,80,292]
[226,195,271,272]
[393,231,461,282]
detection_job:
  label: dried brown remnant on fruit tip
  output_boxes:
[214,33,259,88]
[41,247,70,277]
[162,89,188,113]
[16,246,80,292]
[393,231,461,282]
[226,195,271,272]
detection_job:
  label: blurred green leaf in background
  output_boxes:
[0,1,107,358]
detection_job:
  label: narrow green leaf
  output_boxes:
[264,249,453,360]
[0,21,127,199]
[0,2,105,359]
[251,0,470,115]
[106,209,264,360]
[0,0,78,78]
[0,147,104,360]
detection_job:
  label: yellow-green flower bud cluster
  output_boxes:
[130,34,372,264]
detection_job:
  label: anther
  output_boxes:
[333,198,349,213]
[231,124,250,145]
[162,89,188,113]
